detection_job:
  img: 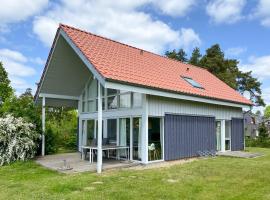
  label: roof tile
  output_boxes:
[60,24,252,106]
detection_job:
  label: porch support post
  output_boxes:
[141,94,148,164]
[221,120,226,152]
[42,97,46,156]
[97,81,103,173]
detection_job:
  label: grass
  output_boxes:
[1,148,270,200]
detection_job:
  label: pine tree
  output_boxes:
[189,47,201,66]
[165,48,188,62]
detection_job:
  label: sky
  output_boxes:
[0,0,270,112]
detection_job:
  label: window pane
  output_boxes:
[107,119,117,143]
[183,77,204,89]
[88,79,97,99]
[87,120,95,145]
[133,117,141,161]
[82,102,86,112]
[120,93,131,108]
[119,118,130,146]
[108,96,118,109]
[148,118,162,161]
[225,120,231,138]
[95,98,105,111]
[133,93,142,107]
[107,88,117,96]
[88,100,95,112]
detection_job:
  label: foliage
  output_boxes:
[0,115,40,166]
[246,123,270,148]
[264,105,270,119]
[245,137,270,148]
[0,62,13,103]
[188,47,201,66]
[0,148,270,199]
[46,109,78,154]
[0,88,41,129]
[165,48,188,62]
[165,44,265,106]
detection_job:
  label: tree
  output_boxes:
[264,106,270,119]
[258,123,268,139]
[237,71,265,106]
[0,88,41,126]
[199,44,264,106]
[199,44,239,89]
[0,62,13,103]
[165,44,264,106]
[189,47,202,66]
[165,48,188,62]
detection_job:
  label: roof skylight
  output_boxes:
[182,77,204,89]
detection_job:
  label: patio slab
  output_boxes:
[217,151,264,158]
[35,152,139,174]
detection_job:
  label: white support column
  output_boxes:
[97,82,103,173]
[221,120,226,152]
[141,94,148,164]
[41,97,46,156]
[130,117,133,161]
[78,118,82,152]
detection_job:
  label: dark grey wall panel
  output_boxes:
[164,114,216,161]
[231,118,244,151]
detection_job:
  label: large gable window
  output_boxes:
[182,76,204,89]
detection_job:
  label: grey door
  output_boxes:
[231,118,244,151]
[164,114,216,161]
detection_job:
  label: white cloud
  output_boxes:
[253,0,270,27]
[206,0,246,24]
[179,28,201,51]
[0,48,37,94]
[0,48,27,63]
[240,55,270,79]
[154,0,197,17]
[225,47,246,57]
[0,0,48,25]
[32,0,201,53]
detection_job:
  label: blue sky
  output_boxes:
[0,0,270,111]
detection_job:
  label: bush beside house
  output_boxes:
[0,115,40,166]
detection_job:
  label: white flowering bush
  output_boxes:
[0,114,40,166]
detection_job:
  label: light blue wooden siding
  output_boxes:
[148,95,243,120]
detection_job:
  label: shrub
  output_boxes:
[0,115,40,166]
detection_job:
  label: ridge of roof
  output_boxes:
[59,23,208,72]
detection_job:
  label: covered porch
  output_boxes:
[35,30,164,173]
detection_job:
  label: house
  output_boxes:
[263,118,270,136]
[35,24,252,173]
[244,111,262,138]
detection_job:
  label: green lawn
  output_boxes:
[1,148,270,200]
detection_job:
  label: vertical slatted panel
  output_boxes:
[231,118,244,151]
[164,114,216,161]
[148,95,243,120]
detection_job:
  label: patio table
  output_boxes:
[81,145,129,163]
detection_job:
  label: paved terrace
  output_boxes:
[35,153,138,174]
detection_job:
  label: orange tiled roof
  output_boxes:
[60,24,252,106]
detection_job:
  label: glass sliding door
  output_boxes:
[216,121,221,151]
[119,118,130,157]
[86,120,95,146]
[107,119,117,145]
[132,117,141,161]
[225,120,231,151]
[81,120,87,146]
[148,117,162,161]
